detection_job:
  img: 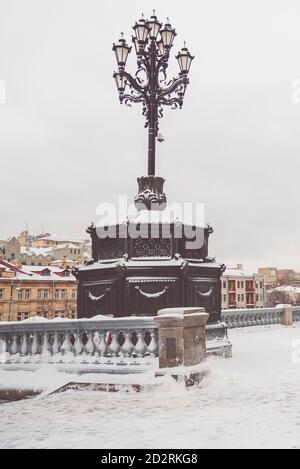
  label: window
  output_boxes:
[260,281,263,289]
[41,269,50,276]
[17,289,23,300]
[38,311,48,318]
[223,281,226,288]
[37,289,49,300]
[241,294,244,301]
[25,289,30,300]
[55,311,64,318]
[237,281,240,289]
[238,294,240,301]
[55,289,66,299]
[241,281,244,289]
[71,310,76,319]
[223,294,227,302]
[0,289,3,300]
[72,289,77,299]
[17,312,29,321]
[256,294,259,301]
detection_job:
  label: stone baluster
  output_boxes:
[268,312,272,324]
[147,329,158,356]
[52,332,61,355]
[10,334,18,355]
[84,331,95,355]
[74,332,84,356]
[41,331,52,356]
[134,329,146,357]
[95,331,106,357]
[61,331,73,356]
[30,332,39,355]
[121,330,133,357]
[109,331,120,357]
[0,335,8,363]
[20,333,28,356]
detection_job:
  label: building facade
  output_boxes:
[258,267,300,288]
[0,231,91,267]
[0,260,77,321]
[222,265,265,309]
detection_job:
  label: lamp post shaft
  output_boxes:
[148,40,157,176]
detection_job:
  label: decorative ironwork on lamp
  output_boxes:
[112,11,194,209]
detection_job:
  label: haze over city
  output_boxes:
[1,0,300,271]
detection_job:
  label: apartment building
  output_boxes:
[0,259,77,321]
[222,265,265,309]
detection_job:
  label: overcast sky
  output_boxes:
[0,0,300,272]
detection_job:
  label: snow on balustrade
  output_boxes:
[221,306,300,328]
[0,316,158,372]
[221,307,282,328]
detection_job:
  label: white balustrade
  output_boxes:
[0,316,159,369]
[221,307,293,329]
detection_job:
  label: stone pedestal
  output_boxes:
[280,306,293,326]
[154,307,209,368]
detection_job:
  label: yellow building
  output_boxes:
[0,260,77,322]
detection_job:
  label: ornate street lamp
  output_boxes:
[112,11,194,209]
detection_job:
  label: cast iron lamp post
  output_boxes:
[113,11,194,209]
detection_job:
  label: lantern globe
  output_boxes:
[113,72,126,94]
[176,46,194,74]
[160,22,176,48]
[132,18,151,43]
[112,36,131,68]
[147,14,162,40]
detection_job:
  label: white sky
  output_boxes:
[0,0,300,272]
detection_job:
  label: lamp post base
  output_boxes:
[134,176,167,211]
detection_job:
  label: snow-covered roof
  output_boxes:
[79,257,222,272]
[37,234,83,243]
[274,285,300,293]
[0,261,76,282]
[222,268,254,278]
[21,246,53,256]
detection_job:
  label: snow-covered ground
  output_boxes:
[0,324,300,449]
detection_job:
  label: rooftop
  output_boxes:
[0,260,76,282]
